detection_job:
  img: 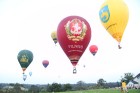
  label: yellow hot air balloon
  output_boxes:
[99,0,129,49]
[51,31,57,45]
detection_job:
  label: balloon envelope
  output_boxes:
[51,31,57,44]
[17,49,33,74]
[23,74,27,81]
[29,72,32,76]
[42,60,49,68]
[89,45,98,56]
[99,0,129,48]
[57,15,91,73]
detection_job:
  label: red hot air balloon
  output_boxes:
[57,16,91,74]
[42,60,49,68]
[89,45,98,56]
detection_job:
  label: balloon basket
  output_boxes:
[73,67,77,74]
[22,72,25,75]
[118,43,122,49]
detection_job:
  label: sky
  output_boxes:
[0,0,140,84]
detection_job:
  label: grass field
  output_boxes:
[51,89,140,93]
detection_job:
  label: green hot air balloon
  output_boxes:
[17,49,33,74]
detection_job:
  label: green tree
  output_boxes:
[63,83,72,91]
[40,86,47,92]
[76,81,86,90]
[13,83,22,93]
[121,72,134,84]
[51,83,62,92]
[29,85,39,93]
[97,78,106,88]
[9,83,14,86]
[46,84,52,92]
[47,83,62,92]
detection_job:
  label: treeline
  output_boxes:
[0,72,134,93]
[0,81,119,93]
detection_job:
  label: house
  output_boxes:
[127,73,140,89]
[3,85,28,91]
[133,73,140,84]
[3,85,14,89]
[127,80,139,89]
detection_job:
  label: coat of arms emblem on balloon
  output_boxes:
[65,18,87,42]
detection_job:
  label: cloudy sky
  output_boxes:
[0,0,140,84]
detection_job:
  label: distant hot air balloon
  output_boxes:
[17,49,33,74]
[42,60,49,68]
[57,15,91,74]
[29,71,32,76]
[99,0,129,49]
[51,31,57,45]
[89,45,98,56]
[83,65,86,68]
[23,74,27,81]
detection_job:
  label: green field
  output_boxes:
[1,88,140,93]
[50,89,140,93]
